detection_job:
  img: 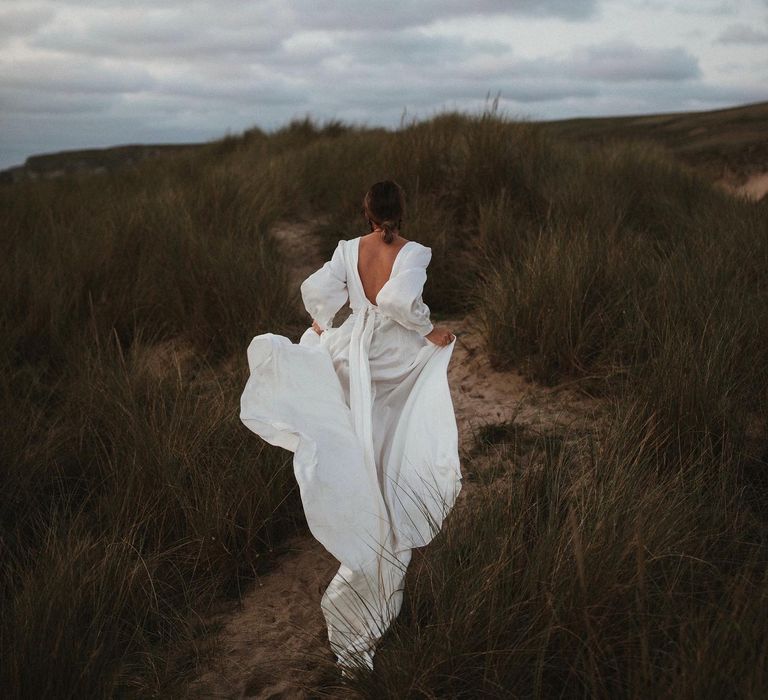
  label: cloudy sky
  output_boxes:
[1,0,766,169]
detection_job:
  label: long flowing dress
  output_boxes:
[239,235,462,672]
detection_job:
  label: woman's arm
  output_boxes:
[300,241,349,331]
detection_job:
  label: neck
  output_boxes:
[373,228,398,238]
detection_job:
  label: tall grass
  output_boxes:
[473,135,768,477]
[343,409,768,698]
[0,144,311,696]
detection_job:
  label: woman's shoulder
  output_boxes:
[405,238,430,251]
[404,239,432,266]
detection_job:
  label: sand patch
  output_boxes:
[718,171,768,202]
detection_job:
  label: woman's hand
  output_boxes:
[425,325,455,346]
[312,319,324,335]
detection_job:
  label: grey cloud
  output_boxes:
[655,80,767,104]
[717,24,768,44]
[1,58,155,95]
[320,29,510,67]
[626,1,741,15]
[286,0,598,30]
[0,88,116,115]
[606,80,768,114]
[1,73,304,119]
[566,42,701,81]
[686,1,742,14]
[326,75,599,110]
[26,0,595,63]
[265,32,598,104]
[0,6,55,43]
[152,74,306,105]
[672,1,741,15]
[10,0,599,68]
[408,40,701,84]
[31,6,284,59]
[273,34,704,94]
[277,35,604,110]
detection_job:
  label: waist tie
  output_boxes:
[348,303,379,483]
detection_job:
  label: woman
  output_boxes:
[240,180,462,675]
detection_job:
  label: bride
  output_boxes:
[240,179,462,675]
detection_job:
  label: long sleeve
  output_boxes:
[376,244,434,336]
[300,240,349,331]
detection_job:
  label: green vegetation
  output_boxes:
[2,100,766,697]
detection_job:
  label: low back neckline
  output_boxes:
[354,236,414,307]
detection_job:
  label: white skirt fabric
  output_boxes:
[240,236,462,671]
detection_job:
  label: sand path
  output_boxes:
[185,220,602,699]
[718,170,768,202]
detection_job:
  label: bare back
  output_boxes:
[357,234,411,306]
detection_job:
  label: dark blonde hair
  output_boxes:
[363,180,405,244]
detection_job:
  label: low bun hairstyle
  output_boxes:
[363,180,405,244]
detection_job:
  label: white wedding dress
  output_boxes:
[239,235,462,672]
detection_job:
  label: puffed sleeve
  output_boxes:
[376,244,434,336]
[300,239,349,331]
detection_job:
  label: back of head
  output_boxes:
[363,180,405,244]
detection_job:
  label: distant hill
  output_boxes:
[539,100,768,198]
[0,143,203,184]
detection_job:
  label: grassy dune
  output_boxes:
[2,102,766,697]
[541,100,768,183]
[1,142,311,695]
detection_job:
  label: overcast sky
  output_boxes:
[1,0,767,169]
